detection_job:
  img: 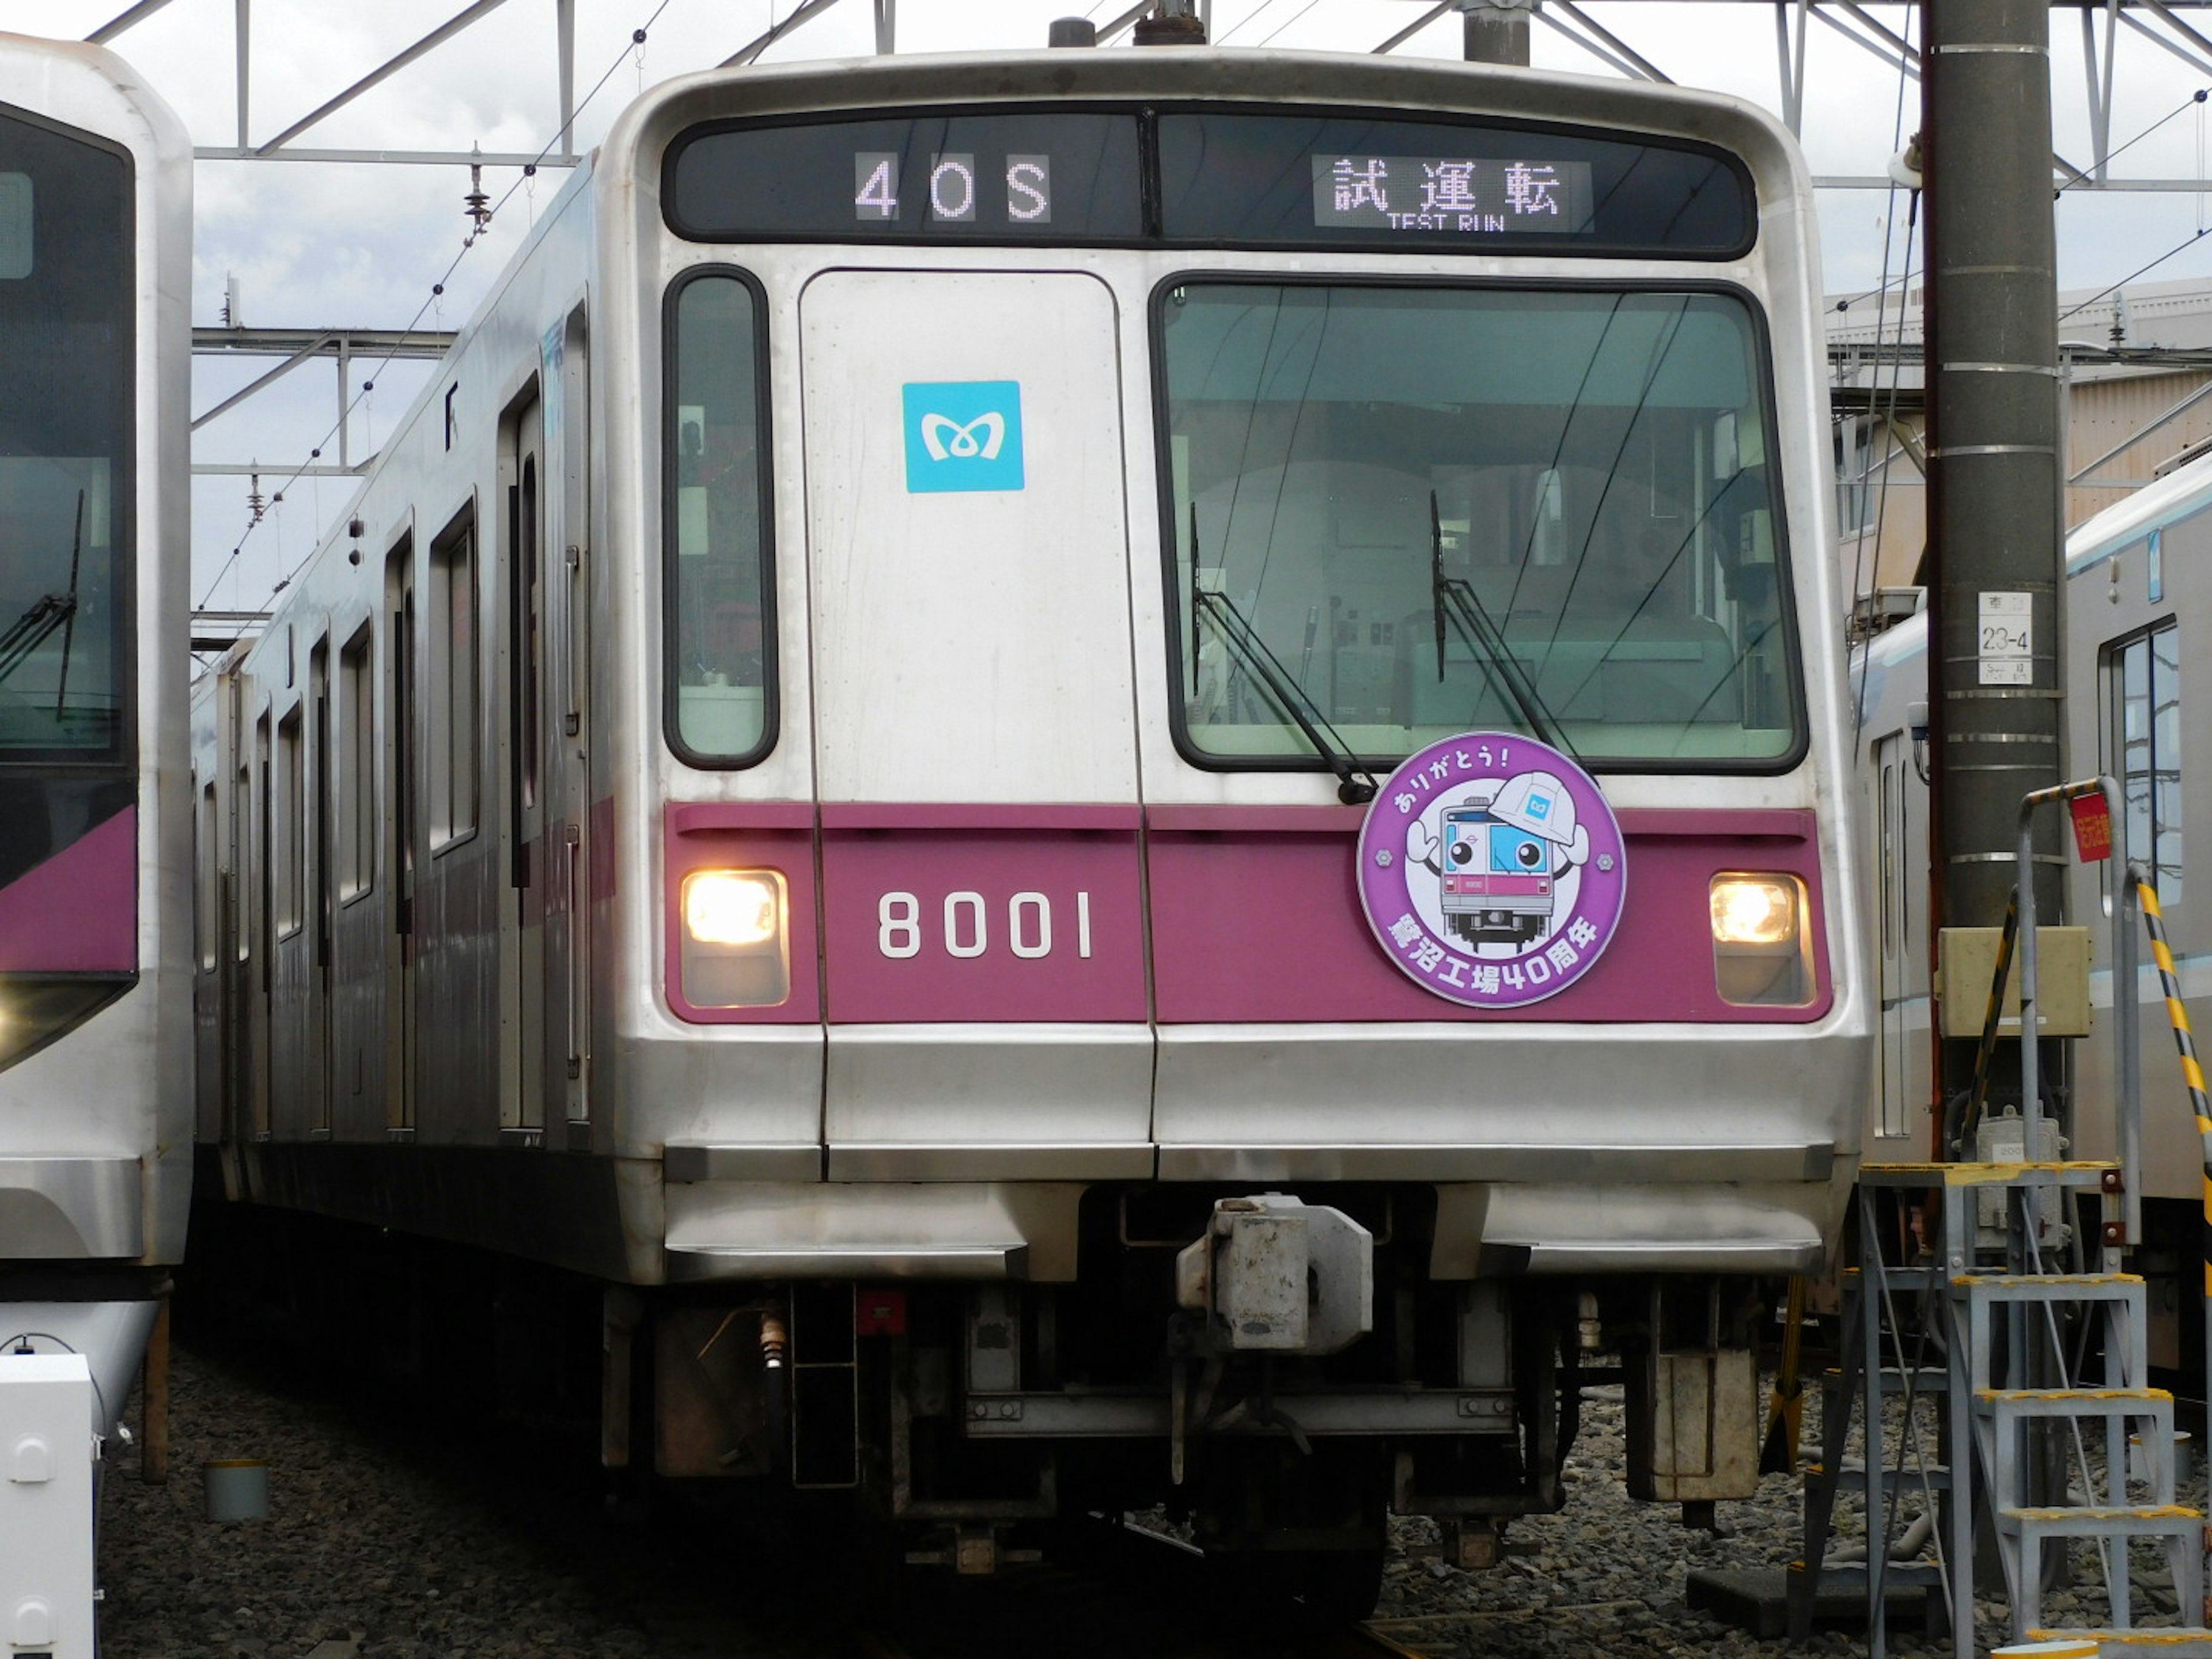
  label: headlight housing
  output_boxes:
[0,974,135,1074]
[1709,873,1813,1006]
[677,869,789,1008]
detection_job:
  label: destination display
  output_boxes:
[664,107,1753,256]
[1311,154,1595,236]
[1157,112,1753,253]
[666,113,1143,241]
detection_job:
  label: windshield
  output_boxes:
[0,107,131,763]
[1160,282,1800,771]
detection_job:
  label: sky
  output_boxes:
[9,0,2212,611]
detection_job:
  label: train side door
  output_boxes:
[253,709,273,1141]
[311,635,334,1135]
[545,309,591,1132]
[798,269,1152,1177]
[503,391,548,1131]
[1873,730,1927,1150]
[387,536,419,1132]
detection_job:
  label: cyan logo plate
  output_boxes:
[903,380,1024,494]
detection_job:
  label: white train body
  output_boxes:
[193,47,1869,1573]
[0,32,192,1422]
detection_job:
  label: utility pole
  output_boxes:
[1925,0,2064,1135]
[1460,0,1531,66]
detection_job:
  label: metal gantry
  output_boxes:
[89,0,2212,607]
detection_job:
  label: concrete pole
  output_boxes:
[1461,0,1531,66]
[1925,0,2064,1131]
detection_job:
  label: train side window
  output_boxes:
[196,776,217,972]
[234,759,251,964]
[2107,621,2183,904]
[276,706,304,940]
[429,503,480,850]
[664,269,774,767]
[338,624,373,902]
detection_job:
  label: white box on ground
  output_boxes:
[0,1352,97,1659]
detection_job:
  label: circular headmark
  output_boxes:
[1355,732,1626,1009]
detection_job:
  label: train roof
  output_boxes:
[2066,448,2212,575]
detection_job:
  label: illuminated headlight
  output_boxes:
[0,975,135,1073]
[677,869,789,1009]
[685,870,781,946]
[1709,873,1813,1006]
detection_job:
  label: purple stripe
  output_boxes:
[1616,808,1814,840]
[0,805,137,973]
[1145,804,1365,833]
[821,802,1143,831]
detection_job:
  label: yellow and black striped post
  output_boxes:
[2133,875,2212,1407]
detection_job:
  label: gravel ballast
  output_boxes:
[89,1340,2201,1658]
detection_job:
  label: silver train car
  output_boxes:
[191,43,1869,1596]
[1855,451,2212,1377]
[0,33,193,1429]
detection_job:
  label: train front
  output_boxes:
[0,36,192,1429]
[605,48,1869,1591]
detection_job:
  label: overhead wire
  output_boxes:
[195,0,682,613]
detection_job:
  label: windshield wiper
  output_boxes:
[0,491,87,712]
[1189,504,1378,805]
[1427,491,1575,757]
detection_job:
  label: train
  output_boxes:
[0,32,193,1435]
[187,33,1871,1606]
[1854,446,2212,1380]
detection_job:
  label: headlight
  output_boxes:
[684,870,780,946]
[1709,873,1812,1006]
[677,868,789,1009]
[0,975,135,1073]
[1710,876,1797,945]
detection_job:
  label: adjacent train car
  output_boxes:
[0,33,193,1429]
[192,41,1869,1598]
[1853,450,2212,1377]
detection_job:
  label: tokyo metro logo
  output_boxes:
[903,380,1024,493]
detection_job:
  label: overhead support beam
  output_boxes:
[85,0,179,44]
[725,0,849,66]
[1373,2,1453,55]
[191,335,333,432]
[194,327,457,357]
[556,0,577,161]
[2084,1,2119,183]
[255,0,516,156]
[1540,2,1673,81]
[235,0,249,151]
[2120,4,2212,77]
[192,461,371,478]
[1813,4,1919,80]
[194,145,578,168]
[1777,0,1809,133]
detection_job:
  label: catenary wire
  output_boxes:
[195,0,681,612]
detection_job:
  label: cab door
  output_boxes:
[798,269,1152,1180]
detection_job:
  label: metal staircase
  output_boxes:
[1794,1159,2210,1654]
[1792,778,2211,1656]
